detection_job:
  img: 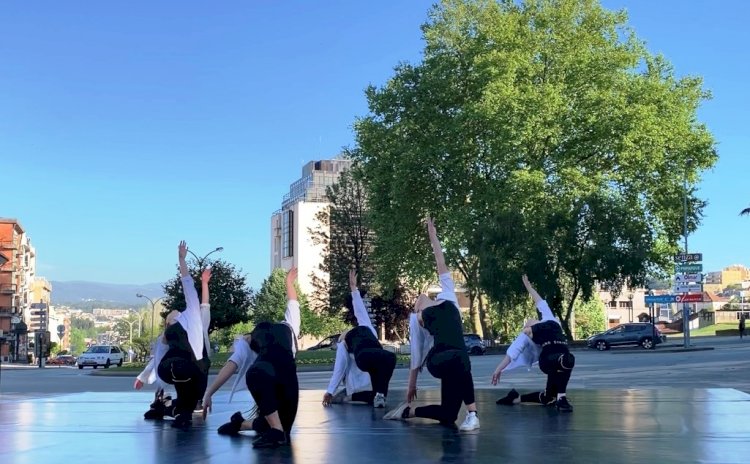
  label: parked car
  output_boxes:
[307,334,340,351]
[48,354,77,366]
[587,323,666,351]
[77,345,125,369]
[464,334,486,355]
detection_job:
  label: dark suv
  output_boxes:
[587,323,666,351]
[464,334,486,355]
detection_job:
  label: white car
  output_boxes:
[77,345,125,369]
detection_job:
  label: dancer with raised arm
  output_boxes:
[492,275,575,412]
[136,264,212,420]
[135,241,211,429]
[384,218,479,431]
[203,268,301,449]
[323,269,396,408]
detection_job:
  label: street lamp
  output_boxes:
[136,294,164,337]
[187,246,223,270]
[628,293,634,322]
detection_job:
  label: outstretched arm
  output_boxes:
[324,343,349,405]
[407,313,424,403]
[349,269,374,333]
[202,360,239,420]
[284,267,301,339]
[522,275,555,321]
[522,275,543,304]
[178,240,189,277]
[426,218,449,275]
[201,267,211,305]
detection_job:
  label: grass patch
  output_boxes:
[683,323,738,336]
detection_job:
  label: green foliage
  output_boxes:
[573,297,607,339]
[212,320,254,352]
[352,0,717,338]
[255,268,342,337]
[162,258,253,333]
[49,342,60,356]
[69,327,86,355]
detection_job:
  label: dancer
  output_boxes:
[492,275,575,412]
[323,269,396,408]
[203,267,300,449]
[146,241,211,429]
[135,265,212,420]
[384,218,479,431]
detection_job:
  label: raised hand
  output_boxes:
[286,267,298,284]
[349,268,357,292]
[201,267,212,283]
[522,274,530,287]
[178,241,188,260]
[426,217,437,239]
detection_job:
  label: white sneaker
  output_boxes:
[459,412,480,431]
[331,388,347,404]
[383,402,410,420]
[373,393,386,408]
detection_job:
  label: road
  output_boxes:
[2,337,749,400]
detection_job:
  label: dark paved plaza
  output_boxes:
[2,387,750,463]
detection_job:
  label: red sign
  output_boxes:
[675,293,703,303]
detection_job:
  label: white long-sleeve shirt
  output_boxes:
[409,272,458,371]
[501,299,559,373]
[137,302,211,385]
[226,299,301,402]
[325,290,375,394]
[175,275,205,361]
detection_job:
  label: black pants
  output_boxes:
[246,356,299,438]
[415,349,475,425]
[157,356,203,415]
[523,346,575,403]
[351,391,376,404]
[354,348,397,396]
[197,356,211,400]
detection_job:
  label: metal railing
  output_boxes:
[0,305,18,314]
[0,241,17,249]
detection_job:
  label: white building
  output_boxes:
[270,158,353,296]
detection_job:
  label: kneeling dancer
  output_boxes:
[384,218,479,431]
[203,267,300,448]
[492,275,575,412]
[323,269,396,408]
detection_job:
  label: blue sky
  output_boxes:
[1,0,748,289]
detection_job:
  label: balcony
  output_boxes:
[0,306,18,316]
[0,241,17,250]
[0,284,17,294]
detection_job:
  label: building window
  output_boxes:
[608,301,617,308]
[282,210,294,258]
[619,301,632,308]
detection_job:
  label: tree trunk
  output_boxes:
[468,290,483,337]
[478,292,493,340]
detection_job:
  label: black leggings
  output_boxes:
[354,348,397,396]
[351,391,376,404]
[157,356,203,415]
[414,349,475,425]
[520,346,575,403]
[246,357,299,437]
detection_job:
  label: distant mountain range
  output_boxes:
[50,281,165,308]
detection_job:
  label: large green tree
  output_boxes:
[352,0,716,338]
[162,259,253,333]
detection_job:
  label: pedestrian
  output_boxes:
[384,218,479,431]
[492,275,575,412]
[323,269,396,408]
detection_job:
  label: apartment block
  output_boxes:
[0,218,35,362]
[270,158,353,296]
